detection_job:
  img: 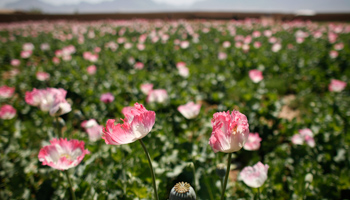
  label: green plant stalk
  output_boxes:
[139,139,159,200]
[65,170,76,200]
[220,153,232,200]
[257,187,261,200]
[189,162,197,192]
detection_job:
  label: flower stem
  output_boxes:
[139,139,159,200]
[220,153,232,200]
[257,187,261,200]
[65,170,76,200]
[188,162,197,192]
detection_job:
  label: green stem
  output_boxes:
[65,170,76,200]
[189,162,197,192]
[220,178,224,193]
[139,139,159,200]
[220,153,232,200]
[257,187,261,200]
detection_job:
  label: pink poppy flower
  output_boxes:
[222,41,231,48]
[134,62,144,70]
[243,133,262,151]
[140,83,153,95]
[249,69,263,83]
[180,41,190,49]
[177,102,201,119]
[252,31,261,38]
[239,162,269,188]
[0,86,15,99]
[82,119,103,142]
[52,57,60,64]
[100,93,114,103]
[21,50,32,58]
[292,128,315,148]
[25,88,71,116]
[218,52,227,60]
[102,103,156,145]
[94,47,101,53]
[22,43,34,51]
[40,43,50,51]
[329,50,338,58]
[334,43,344,51]
[209,110,249,153]
[137,43,145,51]
[271,43,282,52]
[253,41,261,49]
[36,72,50,81]
[0,104,16,120]
[176,62,189,78]
[11,59,20,66]
[87,65,97,75]
[38,138,90,170]
[147,89,168,104]
[329,79,346,92]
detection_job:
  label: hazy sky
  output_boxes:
[0,0,205,7]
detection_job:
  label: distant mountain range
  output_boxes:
[4,0,350,13]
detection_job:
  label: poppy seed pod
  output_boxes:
[216,163,227,178]
[169,182,196,200]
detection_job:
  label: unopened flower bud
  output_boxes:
[216,163,227,178]
[73,110,83,120]
[169,182,196,200]
[53,117,65,128]
[305,173,313,183]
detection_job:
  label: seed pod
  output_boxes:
[169,182,196,200]
[216,163,227,178]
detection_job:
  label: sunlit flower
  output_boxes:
[82,119,103,142]
[100,93,114,103]
[38,138,90,170]
[218,52,227,60]
[243,133,262,151]
[271,43,282,52]
[177,102,201,119]
[180,41,190,49]
[329,79,346,92]
[292,128,315,147]
[0,86,15,99]
[23,43,34,51]
[140,83,153,95]
[36,72,50,81]
[134,62,144,69]
[102,103,155,145]
[25,88,71,116]
[329,50,338,58]
[11,59,20,66]
[209,110,249,153]
[239,162,269,188]
[176,62,189,78]
[0,104,16,120]
[249,69,263,83]
[21,50,32,58]
[87,65,97,75]
[147,89,168,104]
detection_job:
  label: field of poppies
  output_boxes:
[0,18,349,200]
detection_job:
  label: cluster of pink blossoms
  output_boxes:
[25,88,71,116]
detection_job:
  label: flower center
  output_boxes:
[60,153,72,160]
[174,182,191,194]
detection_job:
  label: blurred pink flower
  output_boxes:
[87,65,97,75]
[137,43,145,51]
[222,41,231,48]
[94,47,101,53]
[52,57,60,64]
[209,110,249,153]
[0,86,15,99]
[252,31,261,38]
[22,43,34,51]
[329,50,338,58]
[180,41,190,49]
[218,52,227,60]
[38,138,90,170]
[177,101,201,119]
[25,88,71,116]
[334,43,344,50]
[40,43,50,51]
[0,104,16,120]
[36,72,50,81]
[239,162,269,188]
[249,69,263,83]
[134,62,144,69]
[329,79,346,92]
[21,50,32,58]
[243,133,262,151]
[102,103,155,145]
[82,119,103,142]
[147,89,168,104]
[11,59,20,66]
[176,62,189,78]
[140,83,153,95]
[253,41,261,49]
[328,32,338,43]
[292,128,315,147]
[271,43,282,52]
[100,93,114,103]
